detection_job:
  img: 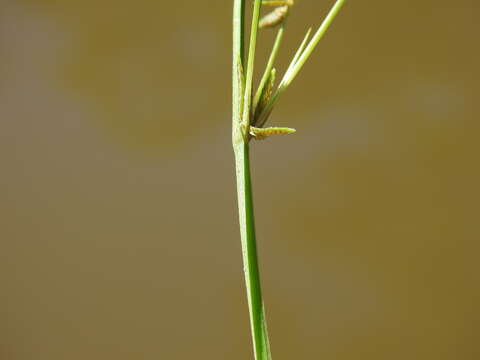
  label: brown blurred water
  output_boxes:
[1,0,479,359]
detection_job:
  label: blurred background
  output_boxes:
[1,0,479,359]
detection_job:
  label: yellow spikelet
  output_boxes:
[259,6,290,29]
[250,126,296,140]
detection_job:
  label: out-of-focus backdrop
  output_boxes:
[1,0,479,359]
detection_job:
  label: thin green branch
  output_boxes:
[252,26,285,114]
[242,0,263,129]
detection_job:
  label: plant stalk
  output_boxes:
[233,1,272,359]
[232,1,347,358]
[233,142,271,360]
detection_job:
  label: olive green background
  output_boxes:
[1,0,479,359]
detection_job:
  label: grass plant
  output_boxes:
[231,1,346,359]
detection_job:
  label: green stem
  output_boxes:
[233,143,270,360]
[233,1,272,359]
[231,1,346,358]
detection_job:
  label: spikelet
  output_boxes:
[252,68,276,126]
[259,68,275,111]
[250,126,296,140]
[259,5,290,29]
